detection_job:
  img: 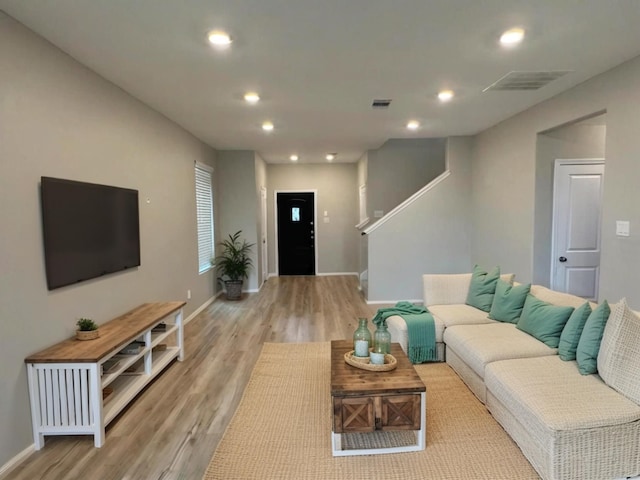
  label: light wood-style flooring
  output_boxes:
[5,275,379,480]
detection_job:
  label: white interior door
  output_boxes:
[551,160,604,300]
[260,187,268,284]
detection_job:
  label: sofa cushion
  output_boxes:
[387,313,445,344]
[516,294,574,348]
[529,284,593,309]
[558,302,592,361]
[488,280,531,323]
[486,356,640,431]
[424,273,515,306]
[576,300,611,375]
[386,304,494,350]
[443,323,557,379]
[428,304,495,329]
[424,273,472,306]
[465,265,500,312]
[598,299,640,404]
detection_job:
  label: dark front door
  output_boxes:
[277,192,315,275]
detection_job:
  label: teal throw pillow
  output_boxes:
[488,280,531,323]
[465,265,500,312]
[576,300,611,375]
[558,302,592,361]
[516,295,574,348]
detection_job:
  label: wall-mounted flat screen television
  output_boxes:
[40,177,141,290]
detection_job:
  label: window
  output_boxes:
[291,207,300,222]
[195,162,214,274]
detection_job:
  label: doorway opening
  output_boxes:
[533,112,606,298]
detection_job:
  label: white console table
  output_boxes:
[24,302,185,449]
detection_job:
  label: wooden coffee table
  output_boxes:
[330,339,426,456]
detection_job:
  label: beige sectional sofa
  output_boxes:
[386,273,515,363]
[387,273,640,480]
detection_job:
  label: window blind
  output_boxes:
[195,162,214,274]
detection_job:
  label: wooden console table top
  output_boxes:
[25,302,186,364]
[330,340,425,396]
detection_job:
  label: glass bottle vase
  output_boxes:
[373,323,391,354]
[353,318,372,357]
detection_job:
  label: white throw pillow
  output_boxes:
[598,298,640,404]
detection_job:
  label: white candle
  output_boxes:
[354,340,369,357]
[370,352,385,365]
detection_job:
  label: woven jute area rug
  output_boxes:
[203,342,539,479]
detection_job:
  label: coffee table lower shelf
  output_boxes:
[331,391,426,456]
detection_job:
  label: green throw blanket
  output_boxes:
[372,301,437,364]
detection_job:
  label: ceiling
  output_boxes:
[2,1,640,163]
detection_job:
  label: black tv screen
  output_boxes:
[40,177,141,290]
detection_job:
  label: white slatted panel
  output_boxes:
[52,370,61,425]
[37,370,47,426]
[32,365,94,428]
[80,372,89,425]
[60,369,69,425]
[73,369,82,425]
[195,162,214,273]
[45,370,53,427]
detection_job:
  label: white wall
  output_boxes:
[356,152,369,284]
[472,54,640,307]
[367,137,473,302]
[255,153,268,287]
[0,13,217,467]
[533,121,606,285]
[216,151,259,291]
[367,138,447,219]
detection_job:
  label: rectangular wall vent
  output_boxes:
[372,99,392,108]
[483,71,572,92]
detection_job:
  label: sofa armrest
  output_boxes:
[423,272,516,306]
[423,274,472,306]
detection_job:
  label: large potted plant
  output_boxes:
[213,230,255,300]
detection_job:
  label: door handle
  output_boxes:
[559,256,567,263]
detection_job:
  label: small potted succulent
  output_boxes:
[76,317,99,341]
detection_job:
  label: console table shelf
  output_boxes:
[25,301,185,449]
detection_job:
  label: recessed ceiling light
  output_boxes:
[244,92,260,103]
[290,154,299,161]
[500,28,525,46]
[262,121,274,131]
[407,120,420,130]
[438,90,454,102]
[326,153,336,161]
[208,30,232,46]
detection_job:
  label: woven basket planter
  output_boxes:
[76,329,100,341]
[225,280,243,301]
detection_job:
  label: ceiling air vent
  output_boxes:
[483,71,572,92]
[372,99,392,108]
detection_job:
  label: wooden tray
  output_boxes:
[344,350,397,372]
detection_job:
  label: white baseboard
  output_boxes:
[266,272,358,278]
[0,443,35,478]
[317,272,359,277]
[366,299,424,305]
[184,294,218,325]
